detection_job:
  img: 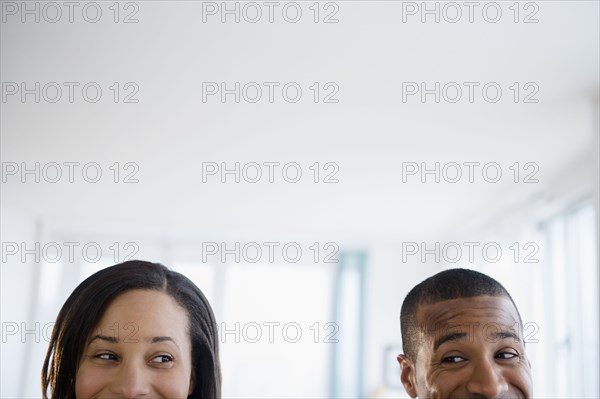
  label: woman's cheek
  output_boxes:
[153,372,192,399]
[75,362,105,398]
[74,361,191,398]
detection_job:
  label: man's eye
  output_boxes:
[95,353,118,361]
[441,355,466,364]
[496,352,518,360]
[150,355,174,364]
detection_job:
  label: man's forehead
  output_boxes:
[414,295,520,332]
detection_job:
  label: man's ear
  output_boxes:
[397,354,418,398]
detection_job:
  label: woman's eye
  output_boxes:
[441,355,466,364]
[150,355,174,364]
[496,352,518,360]
[95,353,118,361]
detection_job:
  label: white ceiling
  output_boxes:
[2,1,599,243]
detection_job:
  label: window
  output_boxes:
[330,252,366,398]
[538,200,599,398]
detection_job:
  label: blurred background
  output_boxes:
[1,1,599,398]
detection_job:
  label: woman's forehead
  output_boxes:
[94,289,190,339]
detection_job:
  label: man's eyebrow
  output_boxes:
[493,330,522,343]
[433,332,468,351]
[89,334,119,344]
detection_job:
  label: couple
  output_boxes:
[42,260,533,398]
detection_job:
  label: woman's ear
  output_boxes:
[397,354,418,398]
[188,370,196,396]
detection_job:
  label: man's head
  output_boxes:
[397,268,533,399]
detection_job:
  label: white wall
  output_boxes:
[1,207,39,398]
[363,242,437,397]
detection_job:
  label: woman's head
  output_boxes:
[42,260,221,399]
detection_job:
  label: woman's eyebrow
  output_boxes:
[150,336,180,349]
[88,335,180,348]
[89,334,119,344]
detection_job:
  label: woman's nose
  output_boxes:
[110,362,151,398]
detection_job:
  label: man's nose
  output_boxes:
[465,358,509,398]
[111,362,151,398]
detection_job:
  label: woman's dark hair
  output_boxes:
[42,260,221,399]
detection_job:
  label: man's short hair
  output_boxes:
[400,268,522,361]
